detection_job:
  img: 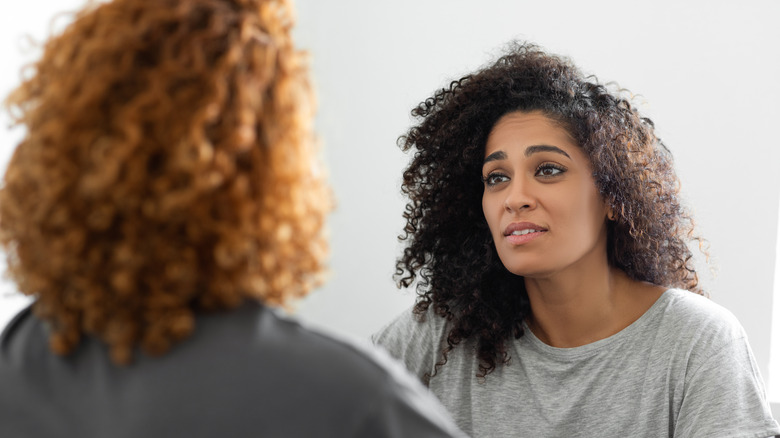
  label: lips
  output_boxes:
[504,222,547,236]
[503,222,547,245]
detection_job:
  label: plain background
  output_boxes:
[1,0,778,411]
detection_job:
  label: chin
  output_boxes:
[509,270,550,279]
[498,251,567,278]
[501,263,552,278]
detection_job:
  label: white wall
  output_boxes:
[1,0,778,400]
[289,0,780,393]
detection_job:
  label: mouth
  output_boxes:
[503,222,547,237]
[503,222,547,245]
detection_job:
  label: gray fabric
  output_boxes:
[373,289,780,438]
[0,302,466,438]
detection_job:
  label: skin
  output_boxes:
[481,111,665,348]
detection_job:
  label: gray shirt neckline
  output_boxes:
[519,288,673,360]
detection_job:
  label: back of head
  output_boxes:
[0,0,330,364]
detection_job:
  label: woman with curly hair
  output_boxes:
[373,42,780,437]
[0,0,466,436]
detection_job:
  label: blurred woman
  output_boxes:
[0,1,464,436]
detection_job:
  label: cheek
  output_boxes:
[585,186,607,215]
[575,188,608,232]
[546,185,605,233]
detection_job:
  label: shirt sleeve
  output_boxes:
[371,305,445,384]
[675,334,780,438]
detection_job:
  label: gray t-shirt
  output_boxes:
[373,289,780,437]
[0,302,466,438]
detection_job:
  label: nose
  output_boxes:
[504,178,536,212]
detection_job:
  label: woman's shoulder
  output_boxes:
[658,289,741,329]
[649,288,748,354]
[371,302,449,346]
[371,302,451,381]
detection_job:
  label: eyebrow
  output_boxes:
[483,151,507,164]
[483,144,570,164]
[524,145,570,158]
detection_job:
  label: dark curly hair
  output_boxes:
[395,42,702,379]
[0,0,330,364]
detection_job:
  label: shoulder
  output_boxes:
[262,307,414,383]
[0,304,47,371]
[372,303,448,344]
[655,292,780,436]
[648,289,756,378]
[653,288,745,341]
[199,303,422,386]
[370,303,450,383]
[236,307,465,437]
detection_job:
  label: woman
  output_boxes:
[373,42,780,437]
[0,0,465,436]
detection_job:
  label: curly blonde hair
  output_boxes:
[0,0,330,364]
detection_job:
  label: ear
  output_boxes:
[605,203,616,221]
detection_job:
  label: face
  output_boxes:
[481,111,609,278]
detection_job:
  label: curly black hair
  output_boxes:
[395,42,702,379]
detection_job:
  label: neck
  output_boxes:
[524,261,664,348]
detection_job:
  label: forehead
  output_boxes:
[484,111,579,156]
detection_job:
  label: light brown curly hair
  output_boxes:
[0,0,331,364]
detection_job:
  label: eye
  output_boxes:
[482,172,509,187]
[535,163,566,178]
